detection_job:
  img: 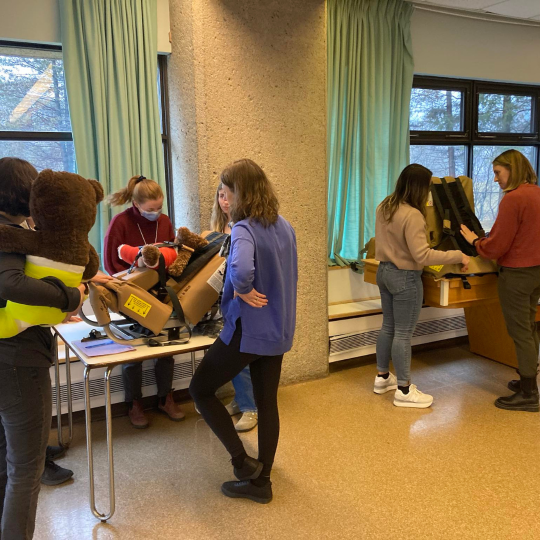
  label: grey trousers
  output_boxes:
[498,266,540,378]
[122,356,175,402]
[0,363,52,540]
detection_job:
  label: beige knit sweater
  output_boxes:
[375,203,462,270]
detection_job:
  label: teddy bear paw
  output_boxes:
[141,245,161,268]
[175,227,209,250]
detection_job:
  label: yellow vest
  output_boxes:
[0,255,84,339]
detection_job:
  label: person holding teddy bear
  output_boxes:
[103,175,185,428]
[0,157,99,539]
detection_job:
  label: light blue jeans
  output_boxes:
[232,367,257,413]
[376,262,423,386]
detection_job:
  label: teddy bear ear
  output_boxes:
[88,180,104,204]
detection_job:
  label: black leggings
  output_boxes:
[189,321,283,476]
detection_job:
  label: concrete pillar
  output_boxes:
[168,0,328,384]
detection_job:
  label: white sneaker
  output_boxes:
[393,384,433,408]
[225,400,241,416]
[373,372,398,394]
[235,411,258,432]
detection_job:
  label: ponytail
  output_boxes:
[107,175,163,206]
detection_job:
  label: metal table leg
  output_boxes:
[55,335,73,448]
[84,366,116,522]
[191,348,208,375]
[191,351,196,375]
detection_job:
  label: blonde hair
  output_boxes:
[210,182,229,233]
[493,149,537,192]
[107,175,163,206]
[220,159,279,227]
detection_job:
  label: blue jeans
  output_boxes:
[0,363,52,540]
[376,262,423,386]
[232,367,257,413]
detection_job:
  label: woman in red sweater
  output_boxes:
[103,176,185,427]
[461,150,540,412]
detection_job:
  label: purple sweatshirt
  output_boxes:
[220,215,298,356]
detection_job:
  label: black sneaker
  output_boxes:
[41,459,74,486]
[221,480,272,504]
[233,456,263,480]
[46,445,66,461]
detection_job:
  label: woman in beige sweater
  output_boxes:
[374,164,469,408]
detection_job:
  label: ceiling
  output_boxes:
[411,0,540,21]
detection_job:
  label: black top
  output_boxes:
[0,215,81,368]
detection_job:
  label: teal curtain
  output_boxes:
[59,0,165,261]
[327,0,414,266]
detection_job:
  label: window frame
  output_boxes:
[410,77,472,142]
[410,75,540,176]
[0,40,73,145]
[0,41,174,221]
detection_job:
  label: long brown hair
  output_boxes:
[493,149,537,192]
[220,159,279,227]
[107,175,163,206]
[210,182,229,233]
[379,164,432,223]
[0,157,38,217]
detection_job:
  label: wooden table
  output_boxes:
[53,321,215,522]
[363,259,540,369]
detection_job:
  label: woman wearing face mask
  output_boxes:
[103,175,185,428]
[461,150,540,412]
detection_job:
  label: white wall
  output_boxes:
[156,0,172,54]
[0,0,60,45]
[0,0,171,54]
[328,267,380,304]
[411,8,540,84]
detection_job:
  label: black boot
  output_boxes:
[510,366,540,392]
[507,379,520,392]
[495,376,539,412]
[507,369,521,393]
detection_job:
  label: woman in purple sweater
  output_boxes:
[190,159,298,504]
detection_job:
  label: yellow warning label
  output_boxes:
[124,294,151,318]
[429,265,444,272]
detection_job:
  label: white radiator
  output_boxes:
[51,349,206,416]
[329,306,467,363]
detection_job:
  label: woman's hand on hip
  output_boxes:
[234,288,268,308]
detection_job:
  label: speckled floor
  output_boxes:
[35,345,540,540]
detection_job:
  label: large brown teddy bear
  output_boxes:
[0,169,103,338]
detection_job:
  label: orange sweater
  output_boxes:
[476,183,540,268]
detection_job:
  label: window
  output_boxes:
[410,87,464,132]
[0,42,76,173]
[0,42,174,221]
[410,76,540,229]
